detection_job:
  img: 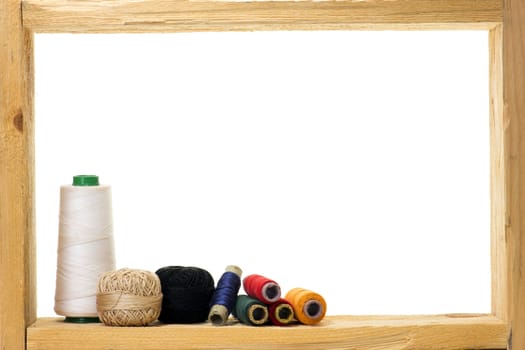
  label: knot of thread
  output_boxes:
[156,266,215,324]
[97,268,162,326]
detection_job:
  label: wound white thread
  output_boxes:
[54,183,116,318]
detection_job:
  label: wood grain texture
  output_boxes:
[27,315,506,350]
[5,1,515,350]
[0,0,36,349]
[22,0,502,33]
[489,24,507,323]
[503,0,525,348]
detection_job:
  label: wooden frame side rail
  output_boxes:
[1,0,523,349]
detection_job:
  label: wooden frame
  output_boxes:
[0,0,523,348]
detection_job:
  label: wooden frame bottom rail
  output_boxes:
[28,315,506,350]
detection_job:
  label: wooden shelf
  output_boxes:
[27,314,507,349]
[22,0,502,33]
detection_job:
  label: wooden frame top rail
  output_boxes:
[22,0,502,33]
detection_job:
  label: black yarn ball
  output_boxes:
[155,266,215,324]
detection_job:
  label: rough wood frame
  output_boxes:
[1,0,523,348]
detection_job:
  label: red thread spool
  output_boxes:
[268,299,295,326]
[243,274,281,304]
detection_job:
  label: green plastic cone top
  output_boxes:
[73,175,99,186]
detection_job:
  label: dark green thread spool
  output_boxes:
[232,295,268,326]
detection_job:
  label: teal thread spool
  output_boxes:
[232,295,268,326]
[55,175,116,323]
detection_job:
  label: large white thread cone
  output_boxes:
[54,176,116,320]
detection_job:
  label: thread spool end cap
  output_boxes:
[64,317,101,323]
[73,175,99,186]
[208,305,229,325]
[303,300,324,320]
[275,303,294,323]
[247,304,268,325]
[225,265,242,277]
[262,282,281,303]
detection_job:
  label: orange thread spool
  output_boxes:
[285,288,326,325]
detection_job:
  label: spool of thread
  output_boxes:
[54,175,116,323]
[232,295,268,326]
[268,298,295,326]
[156,266,215,324]
[208,265,242,325]
[243,274,281,304]
[285,288,326,325]
[96,268,162,326]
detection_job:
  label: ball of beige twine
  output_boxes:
[97,268,162,326]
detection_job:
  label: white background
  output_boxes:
[35,31,490,317]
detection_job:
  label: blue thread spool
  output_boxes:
[208,265,242,325]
